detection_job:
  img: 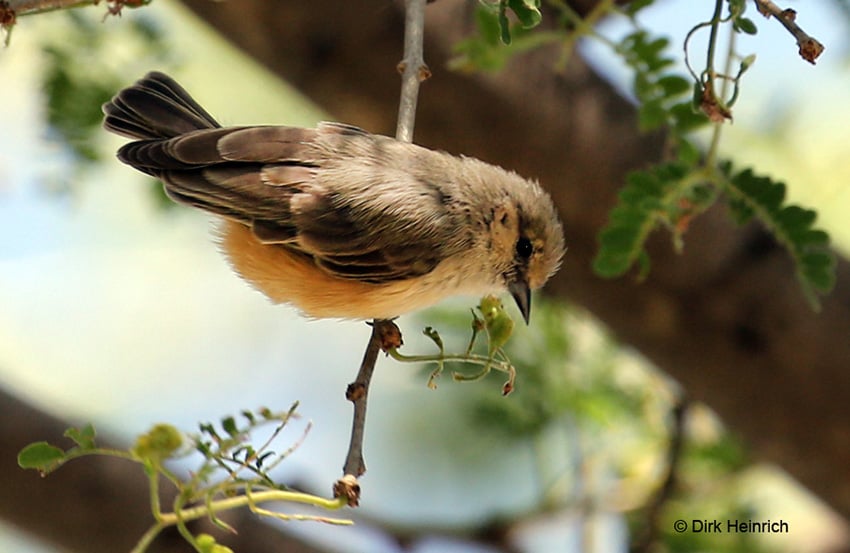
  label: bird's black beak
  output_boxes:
[508,279,531,324]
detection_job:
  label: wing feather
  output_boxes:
[118,124,463,282]
[217,127,320,162]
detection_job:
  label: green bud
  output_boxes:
[132,423,182,463]
[196,533,234,553]
[478,295,515,354]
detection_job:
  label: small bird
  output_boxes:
[103,72,564,322]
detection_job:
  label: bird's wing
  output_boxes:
[117,123,463,282]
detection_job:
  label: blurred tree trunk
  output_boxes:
[176,0,850,524]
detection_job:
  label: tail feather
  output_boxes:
[103,72,307,235]
[102,71,220,140]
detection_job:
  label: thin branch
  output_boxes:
[6,0,90,16]
[5,0,136,18]
[630,396,689,553]
[334,0,428,507]
[395,0,430,143]
[552,0,617,70]
[341,324,383,479]
[704,0,725,84]
[2,0,147,42]
[752,0,824,64]
[333,320,402,507]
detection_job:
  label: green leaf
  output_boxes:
[656,75,692,97]
[734,17,758,35]
[728,0,747,17]
[739,53,757,74]
[676,138,701,166]
[256,451,275,469]
[639,36,670,60]
[728,196,754,224]
[802,251,836,291]
[498,3,512,45]
[508,0,542,29]
[18,442,67,473]
[727,168,836,308]
[671,101,710,133]
[633,71,655,100]
[241,409,257,424]
[691,81,704,112]
[477,4,502,45]
[450,4,556,72]
[199,422,220,441]
[638,99,667,131]
[639,38,673,71]
[623,0,655,16]
[222,416,239,437]
[64,424,96,450]
[593,163,688,278]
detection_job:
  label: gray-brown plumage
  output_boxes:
[103,71,565,321]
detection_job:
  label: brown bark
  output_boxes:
[174,0,850,524]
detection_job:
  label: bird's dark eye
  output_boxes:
[515,237,533,259]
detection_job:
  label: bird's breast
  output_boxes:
[217,220,500,319]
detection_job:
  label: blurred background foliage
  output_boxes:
[424,297,766,553]
[40,10,169,163]
[5,1,847,552]
[35,7,177,207]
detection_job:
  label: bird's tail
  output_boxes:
[102,71,221,140]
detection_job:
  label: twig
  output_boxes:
[333,0,428,508]
[5,0,141,18]
[6,0,90,16]
[396,0,430,143]
[752,0,824,64]
[341,324,383,478]
[630,395,689,553]
[333,320,402,507]
[552,0,616,69]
